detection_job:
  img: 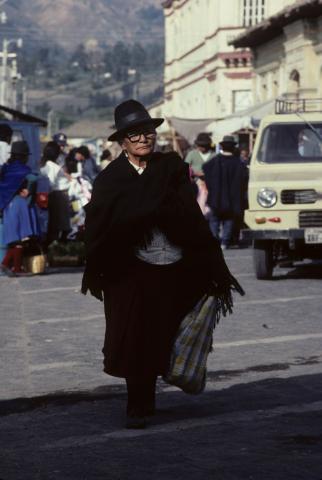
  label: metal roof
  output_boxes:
[0,104,47,126]
[63,118,113,139]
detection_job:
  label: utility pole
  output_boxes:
[47,110,59,139]
[1,38,8,105]
[22,78,27,113]
[0,2,23,108]
[0,38,22,106]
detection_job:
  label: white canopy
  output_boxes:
[206,99,275,142]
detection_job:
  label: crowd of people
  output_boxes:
[0,99,247,429]
[0,118,249,277]
[0,125,113,276]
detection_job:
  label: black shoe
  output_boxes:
[144,402,156,417]
[125,415,147,429]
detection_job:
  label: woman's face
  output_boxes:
[121,124,156,158]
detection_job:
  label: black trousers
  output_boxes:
[126,376,157,417]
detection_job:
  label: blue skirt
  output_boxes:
[3,196,40,245]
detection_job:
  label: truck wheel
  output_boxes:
[253,241,274,280]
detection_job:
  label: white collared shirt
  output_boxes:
[128,159,145,175]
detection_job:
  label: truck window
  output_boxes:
[258,123,322,163]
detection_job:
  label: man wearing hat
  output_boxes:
[185,132,214,177]
[81,100,243,429]
[203,135,247,249]
[53,132,68,167]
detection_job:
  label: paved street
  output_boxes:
[1,248,322,479]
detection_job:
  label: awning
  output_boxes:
[167,116,215,144]
[0,104,47,127]
[206,99,275,141]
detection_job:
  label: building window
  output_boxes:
[243,0,265,27]
[232,90,252,113]
[288,70,300,98]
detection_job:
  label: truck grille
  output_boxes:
[281,189,317,204]
[299,210,322,227]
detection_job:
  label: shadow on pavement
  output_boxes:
[45,266,85,275]
[1,374,322,480]
[1,371,322,420]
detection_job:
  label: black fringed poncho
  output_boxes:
[82,151,244,316]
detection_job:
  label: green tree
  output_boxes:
[130,43,147,72]
[112,42,130,81]
[70,44,90,71]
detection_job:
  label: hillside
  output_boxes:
[1,1,165,125]
[2,0,164,51]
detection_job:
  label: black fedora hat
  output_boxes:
[108,99,164,142]
[220,135,237,145]
[195,132,212,147]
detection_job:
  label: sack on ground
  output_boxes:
[163,295,217,394]
[23,240,46,274]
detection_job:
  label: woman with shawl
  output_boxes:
[82,100,244,429]
[0,141,39,275]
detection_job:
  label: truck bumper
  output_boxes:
[242,229,305,241]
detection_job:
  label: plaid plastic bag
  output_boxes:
[163,295,217,394]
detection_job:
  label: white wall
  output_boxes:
[252,16,322,103]
[163,0,298,119]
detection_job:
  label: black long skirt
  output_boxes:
[102,258,207,379]
[48,190,70,234]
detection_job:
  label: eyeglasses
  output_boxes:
[126,128,156,143]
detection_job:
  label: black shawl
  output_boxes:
[81,151,244,317]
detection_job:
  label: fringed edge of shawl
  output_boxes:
[212,273,245,324]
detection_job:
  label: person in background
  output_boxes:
[100,149,112,170]
[65,147,78,175]
[52,132,68,167]
[65,148,92,240]
[203,135,247,249]
[35,171,51,244]
[240,148,250,166]
[40,141,71,244]
[231,147,250,245]
[75,145,100,184]
[0,124,13,171]
[0,141,39,275]
[185,132,214,177]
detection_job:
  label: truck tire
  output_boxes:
[253,240,274,280]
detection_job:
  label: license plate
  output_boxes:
[304,228,322,244]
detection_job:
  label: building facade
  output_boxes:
[232,0,322,104]
[162,0,296,120]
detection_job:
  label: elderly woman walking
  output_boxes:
[82,100,243,429]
